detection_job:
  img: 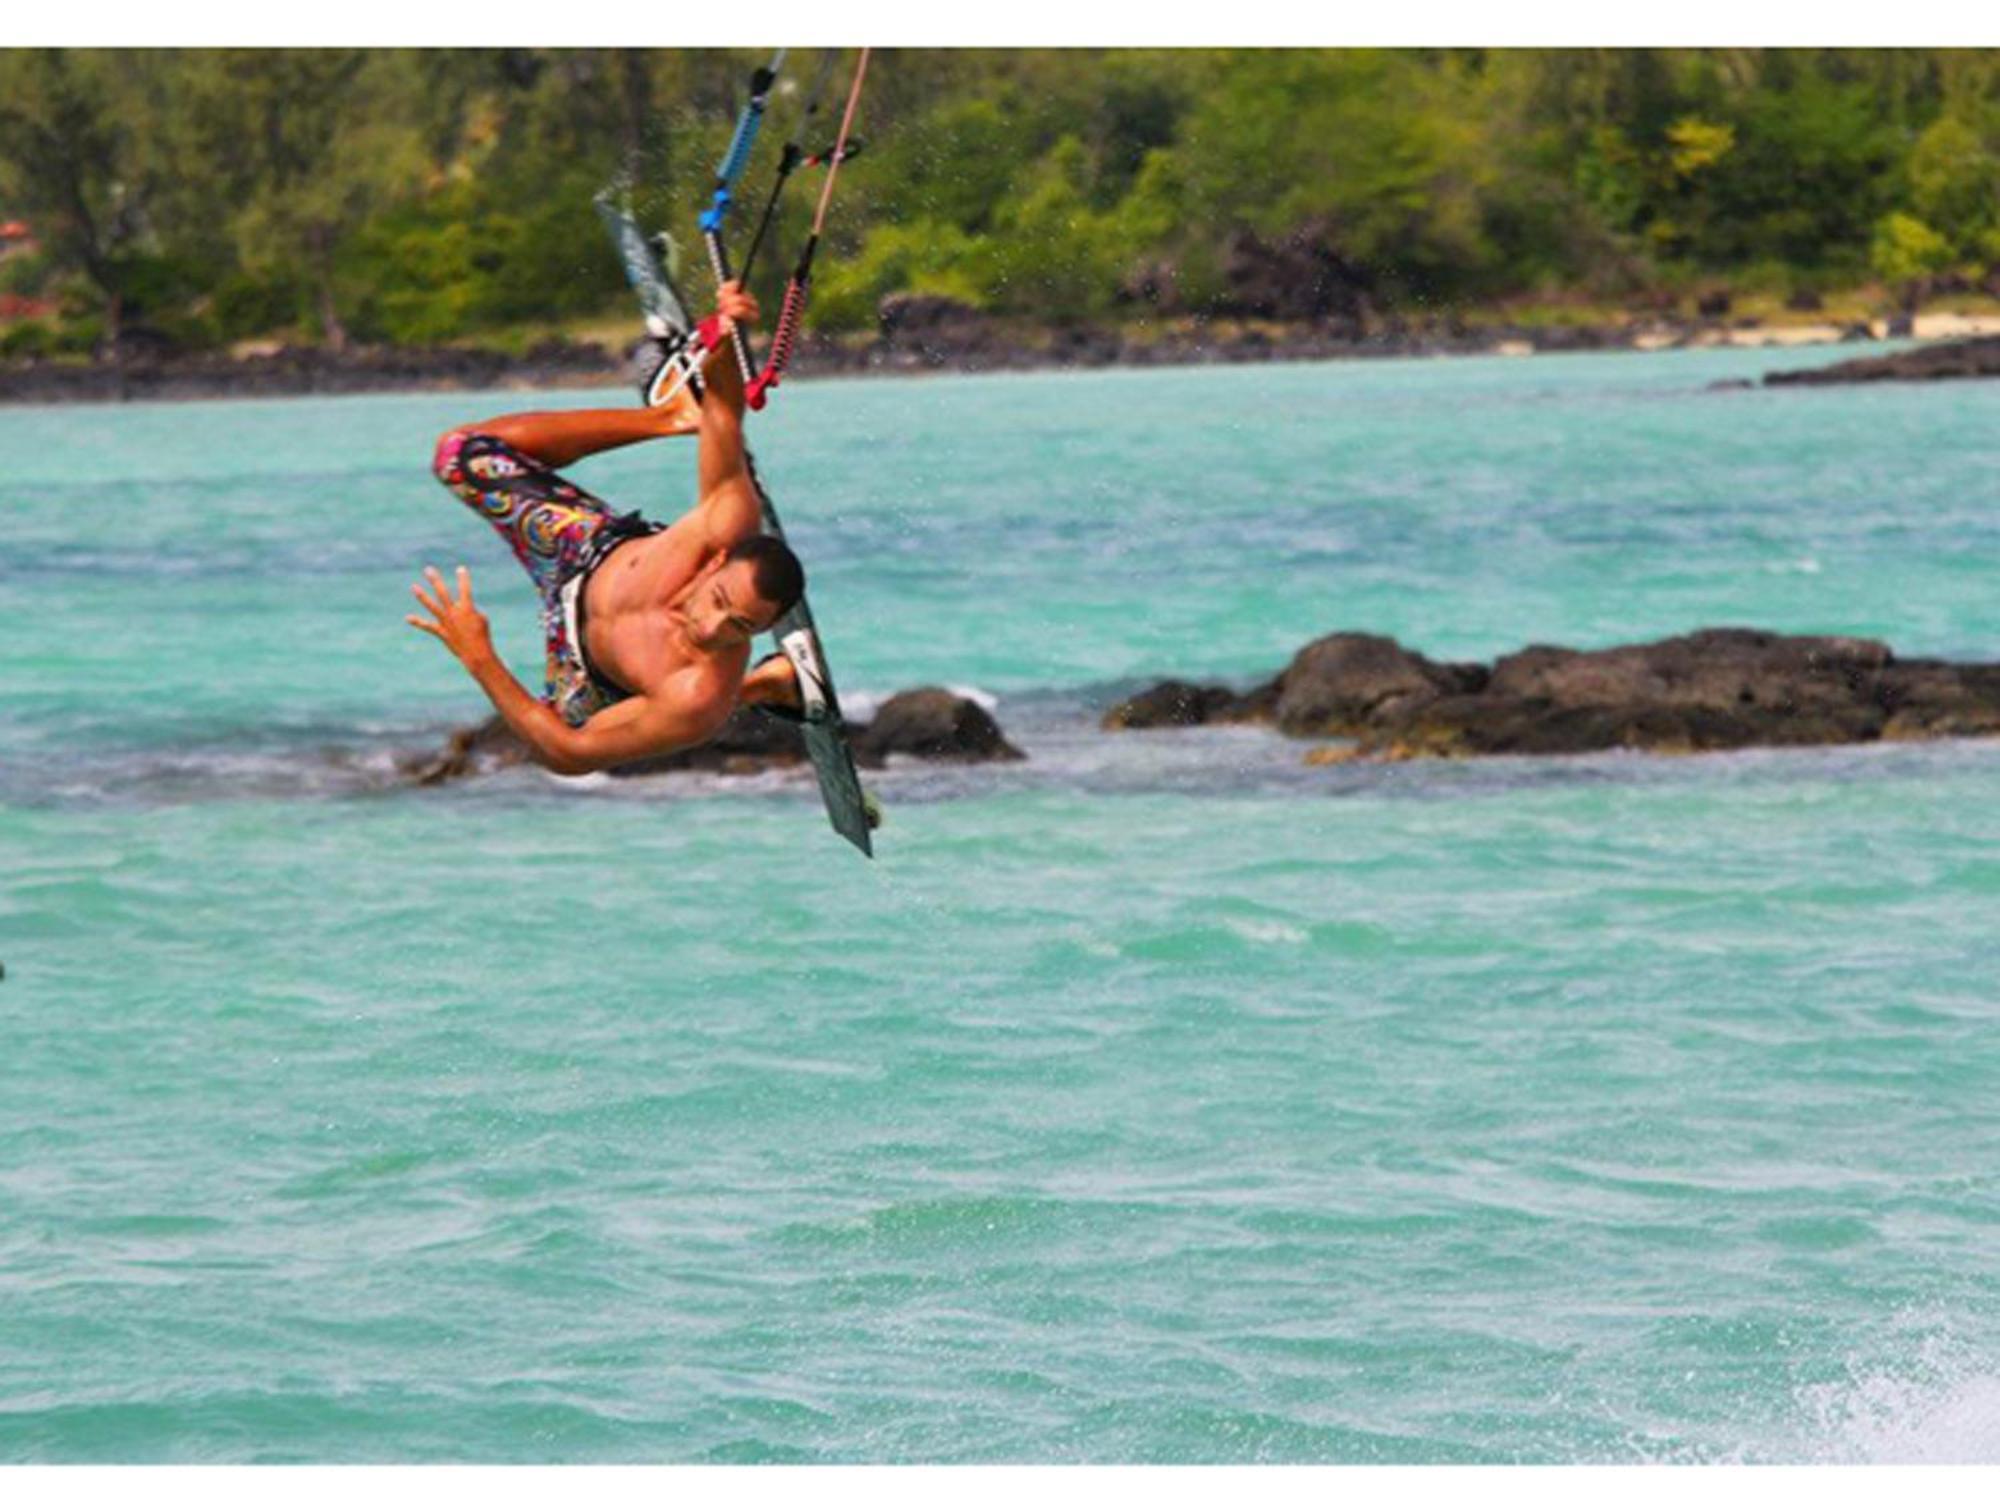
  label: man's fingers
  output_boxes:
[456,565,474,606]
[405,614,441,638]
[412,582,445,619]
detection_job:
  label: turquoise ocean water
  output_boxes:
[3,347,1999,1462]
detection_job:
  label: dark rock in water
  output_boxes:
[1102,679,1256,730]
[1874,660,2000,741]
[1448,630,1898,754]
[1108,627,2000,762]
[1484,629,1887,708]
[1767,335,2000,386]
[1273,632,1488,737]
[610,708,808,777]
[400,715,534,785]
[1099,633,1481,736]
[405,686,1022,785]
[854,688,1024,762]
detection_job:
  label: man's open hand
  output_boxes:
[406,565,495,669]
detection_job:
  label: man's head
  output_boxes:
[685,534,805,650]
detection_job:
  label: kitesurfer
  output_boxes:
[412,281,807,774]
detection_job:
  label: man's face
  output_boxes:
[685,557,779,650]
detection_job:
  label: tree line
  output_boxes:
[1,48,1995,357]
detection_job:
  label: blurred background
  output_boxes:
[2,48,1997,364]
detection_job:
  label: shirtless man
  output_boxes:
[411,282,806,774]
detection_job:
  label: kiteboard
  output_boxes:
[593,190,692,343]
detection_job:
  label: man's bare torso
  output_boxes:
[582,514,748,725]
[412,279,787,775]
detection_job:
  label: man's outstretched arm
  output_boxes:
[406,566,714,774]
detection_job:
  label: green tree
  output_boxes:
[1701,63,1899,269]
[176,50,431,349]
[0,50,177,350]
[1871,210,1954,291]
[1906,112,2000,259]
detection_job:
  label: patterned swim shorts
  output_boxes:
[431,430,657,727]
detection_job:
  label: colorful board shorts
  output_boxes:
[431,430,655,727]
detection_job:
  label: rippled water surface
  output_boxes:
[3,347,2000,1462]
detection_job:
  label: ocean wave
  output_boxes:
[1791,1331,2000,1463]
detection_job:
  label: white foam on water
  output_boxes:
[839,682,1002,723]
[1793,1334,2000,1463]
[545,769,615,791]
[1224,917,1309,946]
[838,688,884,722]
[945,682,1001,712]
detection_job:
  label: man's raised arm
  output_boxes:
[693,282,765,550]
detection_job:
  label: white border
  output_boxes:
[9,1,2000,46]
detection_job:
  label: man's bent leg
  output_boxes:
[454,404,694,471]
[431,431,617,597]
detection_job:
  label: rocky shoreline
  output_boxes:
[10,302,1995,405]
[1104,629,2000,762]
[0,339,622,405]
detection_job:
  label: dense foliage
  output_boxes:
[1,48,1995,354]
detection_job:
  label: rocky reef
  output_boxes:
[1104,629,2000,762]
[1764,334,2000,386]
[403,686,1023,785]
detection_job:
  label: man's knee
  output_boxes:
[432,428,474,487]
